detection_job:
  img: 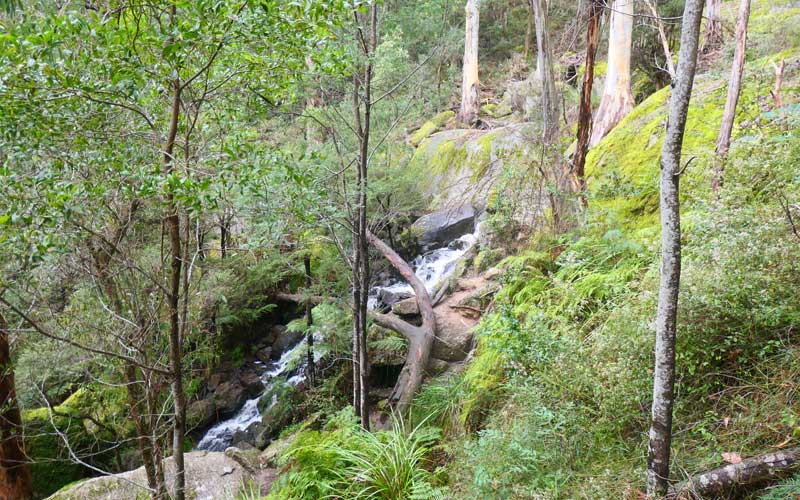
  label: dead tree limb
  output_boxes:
[367,230,435,414]
[668,447,800,499]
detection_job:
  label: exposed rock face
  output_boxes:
[212,377,263,418]
[431,312,475,362]
[411,205,475,251]
[271,325,302,358]
[46,451,255,500]
[392,296,419,316]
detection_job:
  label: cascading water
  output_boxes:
[196,333,322,452]
[368,231,478,310]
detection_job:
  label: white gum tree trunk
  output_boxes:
[590,0,635,146]
[459,0,481,126]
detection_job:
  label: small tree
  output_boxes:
[647,0,705,496]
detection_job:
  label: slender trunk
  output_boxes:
[702,0,722,53]
[459,0,481,126]
[643,0,676,78]
[304,256,315,386]
[712,0,750,193]
[646,0,705,496]
[524,1,534,61]
[124,364,167,500]
[531,0,559,143]
[0,313,33,500]
[771,59,785,108]
[163,78,186,500]
[590,0,635,146]
[572,0,602,202]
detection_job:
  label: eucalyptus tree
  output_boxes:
[459,0,481,126]
[0,1,343,497]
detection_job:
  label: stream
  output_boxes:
[368,231,478,310]
[196,333,322,452]
[197,230,477,451]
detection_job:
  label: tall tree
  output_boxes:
[712,0,751,193]
[351,2,378,429]
[702,0,723,53]
[647,0,705,496]
[0,313,32,500]
[590,0,635,146]
[459,0,481,126]
[572,0,603,200]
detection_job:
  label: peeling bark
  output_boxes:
[646,0,705,496]
[712,0,751,193]
[702,0,723,54]
[668,447,800,499]
[572,0,603,199]
[531,0,559,143]
[590,0,635,146]
[771,59,785,108]
[367,230,435,414]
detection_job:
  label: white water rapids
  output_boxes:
[196,333,322,451]
[197,230,477,451]
[368,231,478,310]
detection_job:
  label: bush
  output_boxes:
[268,409,449,500]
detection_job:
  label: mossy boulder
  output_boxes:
[254,380,303,449]
[25,385,134,498]
[409,110,455,146]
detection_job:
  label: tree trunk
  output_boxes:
[366,231,435,414]
[351,4,377,430]
[531,0,559,143]
[702,0,723,54]
[771,59,785,108]
[304,255,315,386]
[0,313,33,500]
[163,78,186,500]
[646,0,705,496]
[590,0,635,146]
[643,0,676,79]
[459,0,481,126]
[712,0,750,193]
[124,364,167,500]
[524,1,534,60]
[572,0,603,201]
[668,447,800,499]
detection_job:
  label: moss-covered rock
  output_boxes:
[409,110,455,146]
[25,385,134,498]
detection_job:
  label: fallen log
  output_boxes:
[669,447,800,499]
[367,230,435,414]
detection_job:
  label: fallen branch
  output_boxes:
[367,230,435,414]
[669,447,800,499]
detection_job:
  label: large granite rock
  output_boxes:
[431,313,474,362]
[271,325,303,358]
[411,205,475,250]
[47,450,255,500]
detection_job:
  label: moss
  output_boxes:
[481,102,512,118]
[24,385,132,498]
[409,120,437,147]
[430,110,455,128]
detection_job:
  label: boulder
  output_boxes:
[255,346,272,363]
[46,450,255,500]
[187,399,216,431]
[431,313,474,362]
[392,297,419,316]
[378,288,413,307]
[271,326,303,358]
[426,358,450,376]
[411,205,475,250]
[212,381,248,417]
[239,370,264,395]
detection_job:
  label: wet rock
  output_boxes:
[255,346,272,363]
[392,297,419,316]
[379,288,413,307]
[239,371,263,395]
[426,358,450,376]
[187,399,216,431]
[271,326,303,358]
[411,205,475,250]
[212,381,249,417]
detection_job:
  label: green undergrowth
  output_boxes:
[265,409,450,500]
